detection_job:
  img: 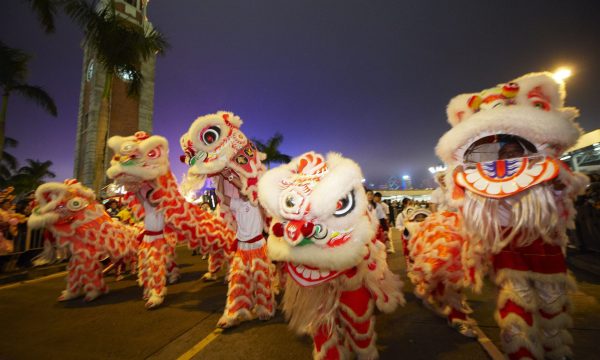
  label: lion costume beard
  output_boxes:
[282,280,340,335]
[461,183,564,254]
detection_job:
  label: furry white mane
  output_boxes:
[436,72,583,165]
[259,151,376,271]
[106,132,170,182]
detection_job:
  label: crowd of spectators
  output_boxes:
[571,172,600,253]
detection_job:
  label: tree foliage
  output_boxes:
[253,133,292,169]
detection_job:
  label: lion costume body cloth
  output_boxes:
[106,131,235,309]
[405,208,478,337]
[259,152,404,359]
[436,72,589,359]
[180,111,275,326]
[27,179,139,302]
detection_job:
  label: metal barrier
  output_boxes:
[0,226,46,273]
[5,227,45,255]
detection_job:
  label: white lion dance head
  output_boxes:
[258,152,403,359]
[106,131,170,190]
[259,151,374,285]
[436,72,587,251]
[28,179,100,231]
[180,111,265,204]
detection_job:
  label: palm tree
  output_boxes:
[253,133,292,169]
[0,137,20,186]
[10,159,56,195]
[25,0,62,33]
[0,41,58,162]
[64,0,168,190]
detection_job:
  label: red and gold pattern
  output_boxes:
[28,180,139,302]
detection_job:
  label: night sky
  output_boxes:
[1,0,599,188]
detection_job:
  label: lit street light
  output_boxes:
[553,67,572,82]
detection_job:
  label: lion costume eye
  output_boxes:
[147,147,161,159]
[201,126,221,145]
[66,197,88,211]
[313,224,328,240]
[532,99,550,111]
[333,191,355,217]
[120,142,137,154]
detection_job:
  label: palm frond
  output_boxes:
[25,0,61,33]
[0,41,31,86]
[268,133,284,149]
[1,151,18,170]
[65,0,168,101]
[4,137,18,148]
[12,85,58,116]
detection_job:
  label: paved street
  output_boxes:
[1,231,600,360]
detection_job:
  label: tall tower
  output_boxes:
[73,0,156,192]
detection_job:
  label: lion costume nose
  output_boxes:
[281,220,315,246]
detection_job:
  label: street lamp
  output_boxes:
[428,165,447,174]
[552,67,572,83]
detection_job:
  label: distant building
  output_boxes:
[560,129,600,173]
[73,0,156,192]
[401,175,413,190]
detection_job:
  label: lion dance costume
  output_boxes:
[107,131,235,309]
[259,151,404,359]
[436,72,589,359]
[405,207,478,337]
[28,179,139,301]
[181,111,275,327]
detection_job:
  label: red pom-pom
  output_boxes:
[301,222,314,237]
[134,131,150,140]
[272,222,284,237]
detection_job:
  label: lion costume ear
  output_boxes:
[107,135,126,154]
[513,72,565,111]
[446,93,478,126]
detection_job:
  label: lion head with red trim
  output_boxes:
[436,72,583,201]
[180,111,265,203]
[28,179,102,232]
[106,131,170,190]
[436,72,588,252]
[259,151,376,287]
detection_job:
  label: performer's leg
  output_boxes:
[138,240,168,309]
[495,272,543,360]
[533,275,574,360]
[387,228,395,253]
[338,285,378,359]
[166,245,180,284]
[312,322,346,360]
[445,287,477,338]
[81,254,108,302]
[203,250,225,281]
[217,253,253,328]
[58,255,84,301]
[251,247,275,320]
